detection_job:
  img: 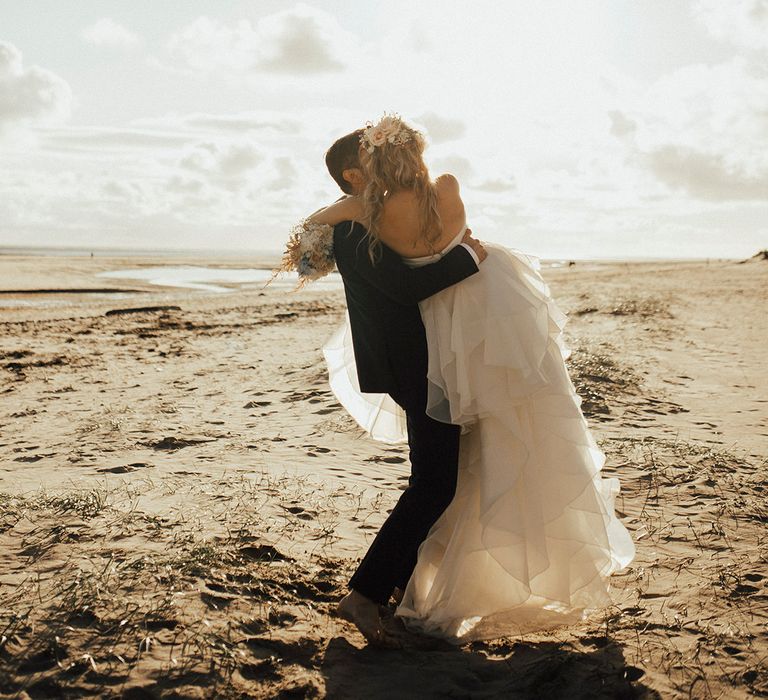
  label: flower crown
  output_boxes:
[359,113,413,154]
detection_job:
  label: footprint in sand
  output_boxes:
[238,544,293,562]
[141,436,217,450]
[200,591,233,610]
[16,647,65,675]
[283,505,317,521]
[722,645,745,657]
[730,583,761,597]
[143,619,179,632]
[365,455,406,464]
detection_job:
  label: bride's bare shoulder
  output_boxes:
[435,172,461,194]
[434,173,464,219]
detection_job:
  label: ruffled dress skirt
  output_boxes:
[323,243,635,642]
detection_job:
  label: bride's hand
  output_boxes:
[462,228,488,263]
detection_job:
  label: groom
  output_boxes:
[324,130,487,646]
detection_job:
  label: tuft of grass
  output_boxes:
[0,473,360,697]
[40,489,110,519]
[609,297,673,319]
[566,342,641,417]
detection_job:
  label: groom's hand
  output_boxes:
[462,229,487,263]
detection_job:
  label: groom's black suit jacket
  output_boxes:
[333,221,479,397]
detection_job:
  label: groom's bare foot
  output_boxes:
[337,591,401,649]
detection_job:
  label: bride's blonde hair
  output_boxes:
[359,115,442,262]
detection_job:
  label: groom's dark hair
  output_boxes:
[325,129,364,194]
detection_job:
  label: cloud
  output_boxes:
[473,178,516,193]
[266,157,297,191]
[0,42,21,75]
[178,140,264,190]
[164,175,205,196]
[0,41,72,132]
[100,179,136,199]
[183,113,301,133]
[82,18,140,48]
[166,17,254,73]
[431,155,473,180]
[39,127,189,152]
[257,7,344,74]
[415,112,466,144]
[693,0,768,50]
[646,145,768,200]
[166,5,348,76]
[217,143,263,178]
[131,111,302,136]
[610,56,768,202]
[608,110,637,139]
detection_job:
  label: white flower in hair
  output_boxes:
[378,115,401,139]
[360,113,413,153]
[366,126,387,149]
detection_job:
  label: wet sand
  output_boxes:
[0,253,766,698]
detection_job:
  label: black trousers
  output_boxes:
[348,384,461,605]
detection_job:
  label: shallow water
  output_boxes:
[96,266,344,292]
[0,293,138,308]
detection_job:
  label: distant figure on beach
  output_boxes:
[291,114,635,646]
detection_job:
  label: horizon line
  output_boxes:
[0,244,761,264]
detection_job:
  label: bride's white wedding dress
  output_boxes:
[323,225,635,642]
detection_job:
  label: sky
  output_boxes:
[0,0,767,259]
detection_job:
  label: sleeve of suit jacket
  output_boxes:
[333,221,479,305]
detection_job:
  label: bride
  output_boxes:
[303,114,635,643]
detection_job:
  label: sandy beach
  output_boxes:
[0,252,766,699]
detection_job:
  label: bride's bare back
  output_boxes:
[377,174,466,258]
[309,173,468,258]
